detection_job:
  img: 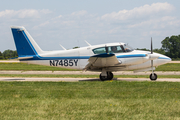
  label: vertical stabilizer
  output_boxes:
[11,26,44,57]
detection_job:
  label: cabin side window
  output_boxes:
[92,44,133,54]
[108,46,124,53]
[92,46,124,54]
[92,47,106,54]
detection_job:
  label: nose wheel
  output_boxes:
[100,72,113,81]
[150,73,157,81]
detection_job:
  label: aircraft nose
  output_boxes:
[158,54,171,64]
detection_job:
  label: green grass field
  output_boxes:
[156,63,180,71]
[0,63,179,71]
[0,63,78,71]
[0,81,180,119]
[0,63,180,119]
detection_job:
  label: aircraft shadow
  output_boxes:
[79,79,100,82]
[0,78,25,81]
[79,78,118,82]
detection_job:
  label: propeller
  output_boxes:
[150,37,158,80]
[151,37,153,54]
[151,37,154,75]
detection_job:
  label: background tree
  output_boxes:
[73,46,79,49]
[136,48,150,51]
[0,52,4,59]
[161,35,180,59]
[153,48,165,55]
[3,49,18,59]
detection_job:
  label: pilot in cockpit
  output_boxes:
[111,46,118,53]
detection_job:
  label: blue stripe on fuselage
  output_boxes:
[92,53,115,58]
[116,54,146,58]
[19,54,147,61]
[19,55,90,61]
[158,57,171,60]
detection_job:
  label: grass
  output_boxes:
[156,63,180,71]
[0,81,180,119]
[0,63,78,71]
[0,62,180,119]
[0,62,180,71]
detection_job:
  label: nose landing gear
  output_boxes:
[150,73,157,81]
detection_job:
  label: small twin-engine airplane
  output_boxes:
[11,26,171,81]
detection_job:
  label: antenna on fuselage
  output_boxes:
[59,44,66,50]
[85,40,91,46]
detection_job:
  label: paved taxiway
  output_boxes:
[0,71,180,82]
[1,77,180,82]
[1,70,180,75]
[0,60,180,82]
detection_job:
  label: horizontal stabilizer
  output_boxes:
[18,56,33,60]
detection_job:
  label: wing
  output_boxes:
[84,53,121,71]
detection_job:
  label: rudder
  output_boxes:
[11,26,43,57]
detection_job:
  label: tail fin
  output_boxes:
[11,26,44,57]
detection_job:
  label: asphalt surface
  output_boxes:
[0,60,180,82]
[1,77,180,82]
[1,70,180,75]
[0,71,180,82]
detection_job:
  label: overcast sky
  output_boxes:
[0,0,180,52]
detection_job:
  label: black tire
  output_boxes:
[99,72,113,81]
[150,73,157,81]
[107,72,113,80]
[100,74,107,81]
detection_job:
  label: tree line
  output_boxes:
[0,34,180,60]
[0,50,18,59]
[137,35,180,60]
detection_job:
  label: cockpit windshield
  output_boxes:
[92,44,134,54]
[123,44,134,52]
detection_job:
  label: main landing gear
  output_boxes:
[99,72,113,81]
[99,71,158,81]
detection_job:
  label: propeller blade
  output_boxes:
[151,37,154,75]
[151,37,153,54]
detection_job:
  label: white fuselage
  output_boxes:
[11,26,171,80]
[20,43,171,72]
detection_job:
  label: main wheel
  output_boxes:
[99,72,113,81]
[100,74,107,81]
[107,72,113,80]
[150,73,157,81]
